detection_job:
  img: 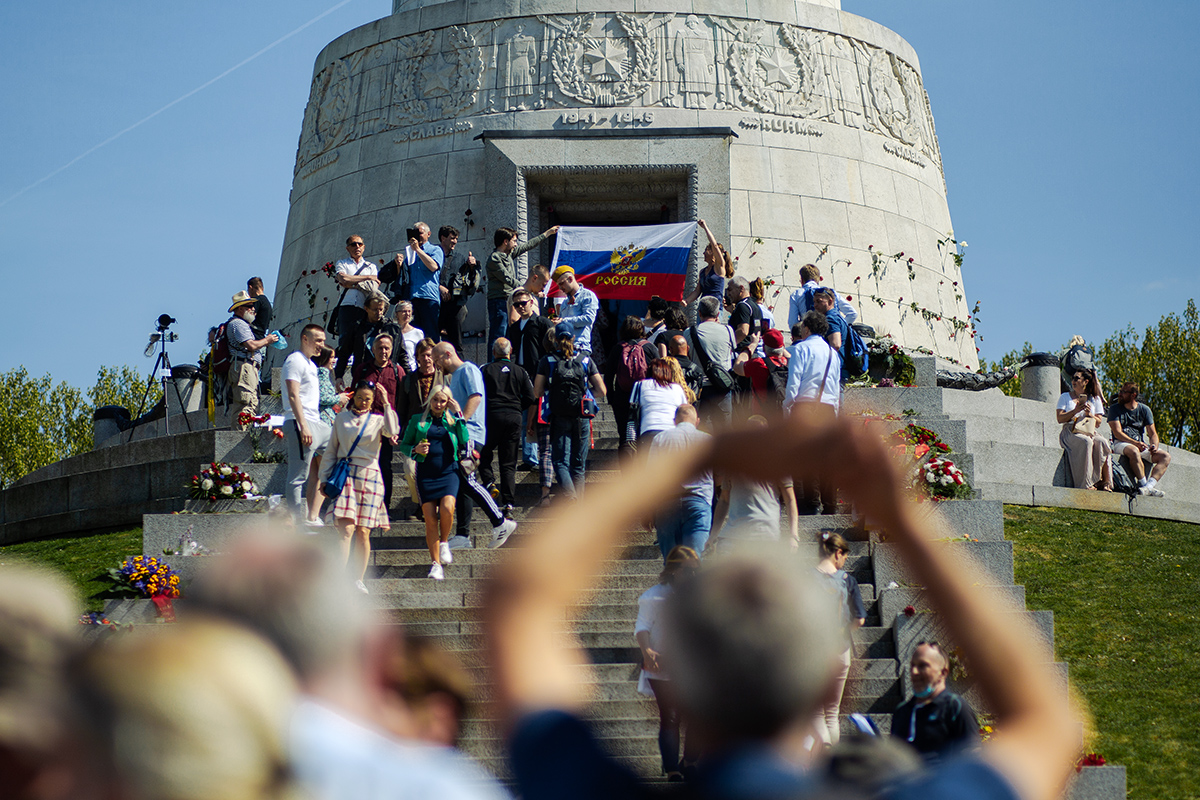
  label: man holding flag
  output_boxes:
[548,221,699,356]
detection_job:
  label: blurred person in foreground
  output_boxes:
[187,532,508,800]
[0,565,81,800]
[484,404,1084,800]
[68,618,302,800]
[379,635,474,749]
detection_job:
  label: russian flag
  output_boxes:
[549,222,698,302]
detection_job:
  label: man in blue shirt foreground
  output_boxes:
[484,404,1083,800]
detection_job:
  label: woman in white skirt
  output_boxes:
[320,379,399,593]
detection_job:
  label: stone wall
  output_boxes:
[272,0,975,369]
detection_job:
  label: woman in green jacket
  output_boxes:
[400,385,470,580]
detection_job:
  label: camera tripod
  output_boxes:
[128,332,193,442]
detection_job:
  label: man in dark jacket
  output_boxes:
[353,293,403,374]
[479,338,536,513]
[667,334,705,401]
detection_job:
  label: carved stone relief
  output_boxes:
[293,14,946,181]
[541,13,667,107]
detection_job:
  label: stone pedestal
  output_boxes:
[269,0,977,374]
[1021,353,1061,404]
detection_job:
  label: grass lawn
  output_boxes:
[0,527,142,612]
[1007,505,1200,800]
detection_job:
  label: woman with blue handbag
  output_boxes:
[399,385,471,581]
[319,379,399,594]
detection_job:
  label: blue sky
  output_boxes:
[2,0,1197,389]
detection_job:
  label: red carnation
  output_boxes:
[903,605,916,617]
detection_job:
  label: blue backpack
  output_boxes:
[844,324,870,377]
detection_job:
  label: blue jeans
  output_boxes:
[487,297,508,352]
[411,298,440,344]
[656,494,712,562]
[521,408,539,466]
[550,416,591,498]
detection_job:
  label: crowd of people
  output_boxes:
[0,218,1107,800]
[1,407,1087,800]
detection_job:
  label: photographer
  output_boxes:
[226,291,278,430]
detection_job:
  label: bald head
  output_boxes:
[675,404,699,426]
[432,342,462,372]
[669,335,689,357]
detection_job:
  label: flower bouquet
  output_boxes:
[102,555,181,599]
[189,462,256,500]
[236,411,271,427]
[922,457,972,500]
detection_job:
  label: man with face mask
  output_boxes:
[225,291,278,429]
[890,641,980,763]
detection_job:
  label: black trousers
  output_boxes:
[439,300,469,356]
[455,454,506,537]
[379,439,395,513]
[479,410,522,506]
[334,306,367,381]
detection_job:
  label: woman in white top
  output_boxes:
[1055,370,1113,490]
[320,379,400,593]
[394,300,425,373]
[632,359,688,446]
[635,544,700,781]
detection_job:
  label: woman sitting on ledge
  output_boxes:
[1056,370,1113,491]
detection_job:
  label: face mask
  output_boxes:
[913,684,934,699]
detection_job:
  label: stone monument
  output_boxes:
[273,0,977,369]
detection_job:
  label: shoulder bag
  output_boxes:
[320,417,369,499]
[689,325,735,394]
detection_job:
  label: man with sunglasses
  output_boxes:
[332,235,380,383]
[890,641,980,763]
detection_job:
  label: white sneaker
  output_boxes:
[490,518,518,549]
[306,517,325,528]
[439,541,453,565]
[429,563,444,580]
[1140,486,1165,497]
[355,580,369,595]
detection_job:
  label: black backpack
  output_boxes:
[766,358,790,408]
[548,354,589,418]
[378,255,412,302]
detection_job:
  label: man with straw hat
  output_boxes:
[226,290,278,429]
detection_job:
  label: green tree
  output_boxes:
[983,341,1034,398]
[1096,300,1200,451]
[0,365,158,489]
[90,364,161,416]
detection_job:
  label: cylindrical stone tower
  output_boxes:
[274,0,977,369]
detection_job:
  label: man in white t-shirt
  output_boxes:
[284,324,332,523]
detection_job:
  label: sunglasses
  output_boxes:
[354,380,376,391]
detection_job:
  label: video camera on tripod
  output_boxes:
[144,314,181,357]
[129,313,193,440]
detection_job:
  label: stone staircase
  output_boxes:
[127,368,1130,798]
[843,364,1200,526]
